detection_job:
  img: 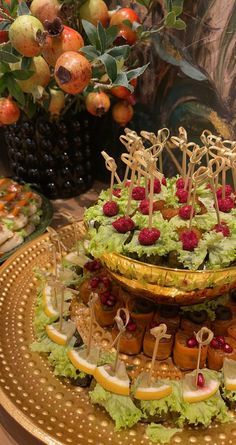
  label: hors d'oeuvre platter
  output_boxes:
[0,177,53,261]
[1,127,236,445]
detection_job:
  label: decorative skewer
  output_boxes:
[186,146,207,204]
[194,327,214,386]
[148,323,171,386]
[148,158,157,229]
[101,151,121,200]
[87,292,99,356]
[120,130,143,184]
[208,157,225,225]
[112,308,130,374]
[61,211,80,254]
[121,153,138,216]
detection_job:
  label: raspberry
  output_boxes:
[213,222,230,237]
[218,197,234,213]
[84,259,102,272]
[180,229,199,251]
[126,321,136,332]
[138,227,161,245]
[210,338,220,349]
[113,188,121,198]
[132,186,145,200]
[187,337,198,348]
[176,189,188,203]
[125,180,131,187]
[103,200,119,216]
[178,205,195,220]
[216,185,233,199]
[176,177,185,189]
[139,199,158,215]
[162,177,167,186]
[223,343,233,353]
[149,178,161,194]
[112,216,135,233]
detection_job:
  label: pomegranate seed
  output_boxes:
[197,372,205,388]
[109,294,116,301]
[90,277,100,289]
[84,259,101,272]
[215,335,226,346]
[106,299,115,307]
[100,294,108,305]
[210,338,220,349]
[223,343,233,353]
[101,277,110,288]
[127,322,136,332]
[187,337,198,348]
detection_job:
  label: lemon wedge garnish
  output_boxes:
[223,358,236,391]
[134,383,172,401]
[182,371,219,403]
[67,348,98,375]
[64,251,90,267]
[46,320,76,346]
[94,364,130,396]
[43,285,59,318]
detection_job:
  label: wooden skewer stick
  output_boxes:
[186,146,207,204]
[171,127,188,178]
[61,211,80,253]
[101,151,120,200]
[121,153,138,216]
[194,327,214,386]
[120,131,143,184]
[148,159,156,229]
[87,293,99,356]
[59,284,64,332]
[189,167,209,230]
[112,308,130,375]
[208,157,225,225]
[148,323,171,386]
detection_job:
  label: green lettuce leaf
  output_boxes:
[180,294,230,321]
[146,424,182,444]
[221,387,236,403]
[86,225,129,258]
[89,383,142,430]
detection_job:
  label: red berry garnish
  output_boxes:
[223,343,233,353]
[186,336,198,348]
[176,177,185,189]
[84,259,102,272]
[90,277,100,289]
[162,177,167,186]
[132,186,145,200]
[197,372,205,388]
[127,321,136,332]
[217,197,234,213]
[138,228,161,246]
[179,205,195,220]
[215,335,226,346]
[125,180,131,187]
[106,298,116,307]
[149,178,161,194]
[210,338,220,349]
[101,276,110,288]
[103,201,119,217]
[100,294,108,305]
[216,185,233,199]
[176,189,188,203]
[180,229,199,251]
[213,222,230,237]
[139,199,158,215]
[112,216,135,233]
[113,188,121,198]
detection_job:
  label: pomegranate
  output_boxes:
[79,0,109,27]
[42,26,84,66]
[55,51,92,94]
[85,91,110,117]
[10,56,50,93]
[48,89,65,116]
[110,8,141,45]
[9,15,44,57]
[0,97,20,125]
[111,78,137,99]
[112,101,134,126]
[30,0,61,23]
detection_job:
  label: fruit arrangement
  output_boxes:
[0,0,186,126]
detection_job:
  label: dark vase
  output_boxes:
[4,110,94,199]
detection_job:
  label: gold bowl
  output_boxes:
[101,252,236,305]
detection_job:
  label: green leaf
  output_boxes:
[17,1,30,15]
[82,19,99,48]
[98,53,117,82]
[106,25,119,46]
[135,0,151,8]
[97,22,107,53]
[25,98,37,118]
[0,50,20,63]
[107,45,130,60]
[126,63,149,81]
[0,20,11,30]
[6,75,25,106]
[173,18,186,30]
[79,45,100,61]
[0,74,7,94]
[164,11,176,27]
[122,19,132,29]
[0,62,10,73]
[112,72,131,90]
[11,70,34,80]
[21,57,32,70]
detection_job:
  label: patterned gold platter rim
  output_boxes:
[0,222,236,445]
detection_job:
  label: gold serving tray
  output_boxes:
[102,252,236,305]
[0,223,236,445]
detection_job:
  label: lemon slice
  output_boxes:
[67,348,98,375]
[64,251,90,267]
[94,364,130,396]
[46,320,76,346]
[223,358,236,391]
[183,371,219,403]
[134,383,172,401]
[43,285,59,318]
